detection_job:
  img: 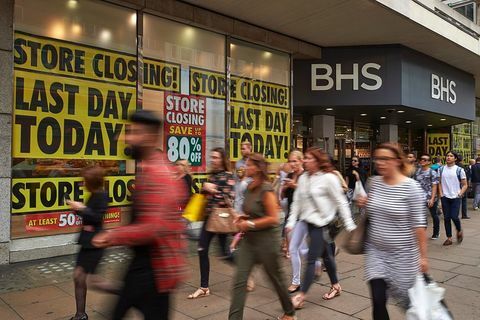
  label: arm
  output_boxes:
[416,227,428,273]
[428,184,437,208]
[237,191,279,231]
[326,174,356,231]
[459,179,468,197]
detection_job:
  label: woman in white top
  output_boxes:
[286,147,356,309]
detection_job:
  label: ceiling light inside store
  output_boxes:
[100,29,111,42]
[427,124,433,127]
[360,113,367,116]
[67,0,78,9]
[263,51,272,58]
[326,108,333,111]
[405,120,412,124]
[397,110,405,113]
[49,21,65,38]
[183,27,194,40]
[129,13,137,26]
[71,24,81,35]
[380,116,386,119]
[440,118,446,121]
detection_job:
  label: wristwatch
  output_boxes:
[246,220,256,230]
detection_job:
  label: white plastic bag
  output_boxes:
[406,274,453,320]
[352,181,367,200]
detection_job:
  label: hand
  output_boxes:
[427,199,435,208]
[236,220,249,232]
[203,182,218,194]
[420,257,429,273]
[92,231,112,248]
[284,179,295,188]
[233,214,249,224]
[66,199,86,211]
[284,227,292,234]
[355,196,368,208]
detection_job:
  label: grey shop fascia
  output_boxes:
[293,45,476,126]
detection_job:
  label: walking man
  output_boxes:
[471,157,480,210]
[93,110,187,319]
[438,151,467,246]
[413,154,440,239]
[456,155,470,219]
[236,141,252,170]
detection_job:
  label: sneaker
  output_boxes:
[431,235,439,240]
[474,207,478,211]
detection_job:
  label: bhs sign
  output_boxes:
[311,63,382,91]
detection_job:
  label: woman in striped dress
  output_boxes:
[356,143,429,320]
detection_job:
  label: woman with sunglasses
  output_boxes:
[356,143,428,320]
[345,156,367,201]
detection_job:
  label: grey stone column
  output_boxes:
[379,124,398,143]
[311,115,335,156]
[0,0,13,264]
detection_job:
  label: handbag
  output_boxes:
[406,273,454,320]
[205,196,239,233]
[182,194,207,222]
[343,212,368,254]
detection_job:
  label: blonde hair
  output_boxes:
[288,150,304,161]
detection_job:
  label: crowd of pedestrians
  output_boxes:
[64,109,476,319]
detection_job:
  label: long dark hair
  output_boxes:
[305,147,334,173]
[211,147,230,172]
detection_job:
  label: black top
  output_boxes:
[471,163,480,183]
[346,166,367,189]
[284,172,300,210]
[76,191,108,249]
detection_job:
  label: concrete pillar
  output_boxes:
[0,0,13,264]
[311,115,335,156]
[379,124,398,143]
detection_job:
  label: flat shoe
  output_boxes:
[291,294,305,309]
[443,239,453,246]
[288,284,300,294]
[457,231,464,243]
[188,287,210,299]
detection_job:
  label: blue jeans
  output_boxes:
[473,183,480,208]
[428,200,440,237]
[441,197,462,238]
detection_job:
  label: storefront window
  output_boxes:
[229,40,291,169]
[12,0,137,238]
[143,15,226,182]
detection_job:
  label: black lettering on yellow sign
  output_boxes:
[143,58,181,92]
[229,102,290,162]
[13,70,135,160]
[11,176,135,214]
[189,67,226,99]
[14,31,136,85]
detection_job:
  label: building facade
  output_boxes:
[0,0,479,263]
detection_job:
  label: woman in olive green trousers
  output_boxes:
[228,153,296,320]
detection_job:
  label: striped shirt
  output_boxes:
[365,176,426,308]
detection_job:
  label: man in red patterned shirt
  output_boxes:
[93,110,187,320]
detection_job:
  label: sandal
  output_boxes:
[322,285,341,300]
[187,287,210,299]
[457,231,464,244]
[288,284,300,293]
[276,315,297,320]
[291,294,305,309]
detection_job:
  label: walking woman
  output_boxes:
[228,153,295,320]
[356,143,428,319]
[281,150,304,258]
[188,148,235,299]
[286,148,356,309]
[67,166,109,320]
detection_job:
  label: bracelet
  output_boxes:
[246,220,256,230]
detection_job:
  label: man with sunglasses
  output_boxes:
[413,154,440,239]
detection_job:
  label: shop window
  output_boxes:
[12,0,137,238]
[229,39,291,170]
[143,15,226,187]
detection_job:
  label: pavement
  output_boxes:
[1,204,480,320]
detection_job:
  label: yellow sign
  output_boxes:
[144,58,181,92]
[12,176,134,214]
[230,102,290,162]
[14,31,136,86]
[13,70,135,159]
[189,67,290,109]
[427,133,450,158]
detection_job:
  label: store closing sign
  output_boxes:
[189,67,290,162]
[427,133,450,158]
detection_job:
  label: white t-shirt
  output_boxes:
[440,165,466,199]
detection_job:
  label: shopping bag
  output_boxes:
[406,274,454,320]
[352,181,367,200]
[182,194,207,222]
